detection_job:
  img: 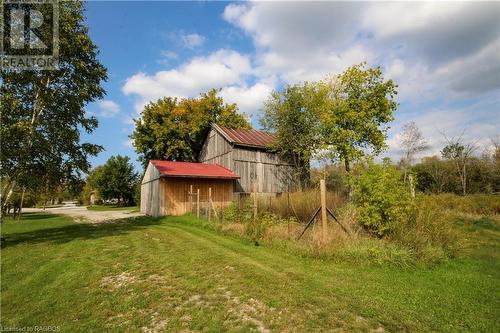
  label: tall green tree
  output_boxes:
[1,1,107,216]
[322,63,398,197]
[261,82,325,189]
[94,156,138,205]
[131,89,250,167]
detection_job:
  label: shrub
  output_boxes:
[393,195,459,262]
[353,161,415,236]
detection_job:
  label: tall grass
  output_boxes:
[423,193,500,216]
[207,192,486,267]
[254,190,344,222]
[392,196,459,264]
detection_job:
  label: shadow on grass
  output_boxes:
[1,215,164,249]
[13,213,56,220]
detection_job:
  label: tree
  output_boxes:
[441,136,476,196]
[79,166,104,205]
[131,89,250,167]
[353,159,414,236]
[93,156,138,206]
[399,122,429,180]
[1,1,107,218]
[412,156,455,194]
[322,63,398,198]
[491,135,500,162]
[260,82,325,189]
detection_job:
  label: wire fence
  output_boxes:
[188,181,348,242]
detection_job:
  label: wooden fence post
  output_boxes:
[196,188,200,219]
[189,185,193,213]
[208,187,212,222]
[320,179,327,243]
[253,182,258,222]
[237,193,241,223]
[287,192,291,236]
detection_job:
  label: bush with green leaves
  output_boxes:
[354,161,415,236]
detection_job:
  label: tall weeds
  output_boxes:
[206,192,484,267]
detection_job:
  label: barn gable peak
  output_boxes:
[212,124,276,150]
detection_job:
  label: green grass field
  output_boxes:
[1,212,499,332]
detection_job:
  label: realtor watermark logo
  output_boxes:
[1,0,59,70]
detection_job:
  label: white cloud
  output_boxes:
[224,2,370,84]
[363,2,500,66]
[123,49,253,113]
[122,1,499,142]
[97,100,120,118]
[160,50,178,60]
[182,33,205,48]
[385,98,500,162]
[436,38,500,96]
[220,81,274,118]
[223,1,500,101]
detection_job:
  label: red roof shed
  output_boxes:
[150,160,239,180]
[141,160,238,216]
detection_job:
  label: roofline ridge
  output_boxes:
[212,123,235,144]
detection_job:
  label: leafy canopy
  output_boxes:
[260,63,397,191]
[93,156,138,205]
[261,82,326,189]
[321,63,398,169]
[0,0,107,203]
[131,89,250,167]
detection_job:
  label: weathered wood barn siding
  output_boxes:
[140,160,237,217]
[161,178,233,215]
[140,162,161,216]
[199,126,296,193]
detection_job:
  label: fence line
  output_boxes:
[188,181,348,242]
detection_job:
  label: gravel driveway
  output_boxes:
[23,204,143,223]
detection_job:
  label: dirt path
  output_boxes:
[23,205,143,223]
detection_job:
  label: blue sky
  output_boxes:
[82,1,500,171]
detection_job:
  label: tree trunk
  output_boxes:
[17,188,26,220]
[1,180,15,212]
[403,152,410,182]
[345,159,353,201]
[408,174,416,198]
[462,163,467,196]
[300,159,311,190]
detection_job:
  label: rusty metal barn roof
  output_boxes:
[214,124,276,149]
[150,160,239,180]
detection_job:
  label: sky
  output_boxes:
[82,1,500,171]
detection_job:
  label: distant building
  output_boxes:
[199,124,296,193]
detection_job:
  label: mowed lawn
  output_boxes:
[1,213,499,332]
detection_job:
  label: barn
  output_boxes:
[140,160,239,217]
[199,124,297,193]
